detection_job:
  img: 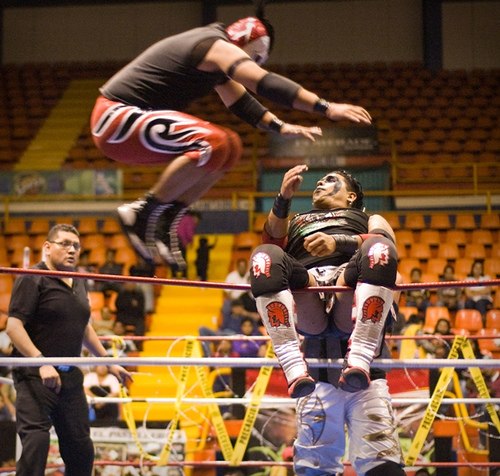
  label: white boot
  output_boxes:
[256,290,315,398]
[339,283,394,392]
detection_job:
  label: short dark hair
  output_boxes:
[47,223,79,241]
[333,169,364,210]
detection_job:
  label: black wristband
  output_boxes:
[314,98,330,114]
[334,234,359,254]
[267,118,284,133]
[228,92,268,127]
[272,193,291,219]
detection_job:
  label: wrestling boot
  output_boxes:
[117,193,174,264]
[339,283,394,393]
[256,290,316,398]
[155,202,188,269]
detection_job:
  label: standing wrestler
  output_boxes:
[91,1,371,269]
[6,224,132,476]
[250,165,398,397]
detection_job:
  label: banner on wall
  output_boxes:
[43,427,186,475]
[0,170,122,197]
[266,126,380,169]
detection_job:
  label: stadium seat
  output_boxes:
[404,213,426,231]
[395,230,414,248]
[454,309,483,334]
[454,258,474,279]
[445,229,468,247]
[455,215,477,230]
[470,229,493,247]
[480,214,499,231]
[419,230,441,247]
[424,306,451,333]
[485,310,500,330]
[399,306,419,321]
[426,258,448,277]
[233,232,261,250]
[463,243,486,260]
[429,214,452,231]
[484,258,499,278]
[437,243,460,260]
[476,328,499,357]
[408,243,432,260]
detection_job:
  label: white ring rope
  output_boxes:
[1,356,499,369]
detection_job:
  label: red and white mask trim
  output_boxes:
[226,17,270,65]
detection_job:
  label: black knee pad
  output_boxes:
[344,235,398,288]
[366,461,406,476]
[250,244,309,297]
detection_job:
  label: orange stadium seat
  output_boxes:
[479,214,500,231]
[76,217,99,235]
[398,306,419,321]
[419,230,441,247]
[463,243,486,260]
[455,215,477,230]
[429,214,452,231]
[476,328,499,357]
[454,258,474,279]
[445,229,468,247]
[0,292,11,314]
[437,243,460,260]
[426,258,448,277]
[484,258,499,278]
[101,218,122,234]
[404,213,426,231]
[233,232,261,250]
[395,230,414,248]
[485,310,500,330]
[424,306,451,333]
[408,243,432,261]
[28,219,50,236]
[454,309,483,334]
[470,229,493,247]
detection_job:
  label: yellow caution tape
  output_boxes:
[111,337,158,461]
[230,342,275,466]
[405,335,465,465]
[460,338,500,433]
[158,337,196,465]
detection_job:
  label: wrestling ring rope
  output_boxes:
[0,265,499,474]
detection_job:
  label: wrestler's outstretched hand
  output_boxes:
[280,123,322,141]
[280,164,309,199]
[326,102,372,124]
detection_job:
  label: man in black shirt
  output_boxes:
[91,4,371,270]
[6,224,132,476]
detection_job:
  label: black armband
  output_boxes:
[272,193,291,219]
[334,234,359,254]
[227,57,253,78]
[313,98,330,114]
[267,118,284,133]
[256,72,302,108]
[228,92,269,127]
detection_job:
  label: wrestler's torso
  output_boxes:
[100,23,228,110]
[286,207,369,268]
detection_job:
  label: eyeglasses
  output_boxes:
[49,240,81,251]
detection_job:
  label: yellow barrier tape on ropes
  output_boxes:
[158,337,196,466]
[405,335,465,466]
[111,337,158,461]
[460,338,500,433]
[230,342,276,466]
[191,339,235,461]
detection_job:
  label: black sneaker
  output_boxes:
[117,194,173,264]
[155,203,188,269]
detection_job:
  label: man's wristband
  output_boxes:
[334,234,359,254]
[313,98,330,114]
[267,118,284,133]
[272,193,291,219]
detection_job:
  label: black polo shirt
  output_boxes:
[9,262,90,358]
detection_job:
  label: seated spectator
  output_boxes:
[91,305,116,336]
[84,365,121,426]
[171,210,201,278]
[436,264,463,313]
[464,260,493,322]
[77,250,98,291]
[97,249,124,295]
[404,267,431,313]
[115,282,146,349]
[221,258,250,323]
[420,318,454,358]
[232,317,266,358]
[399,313,427,359]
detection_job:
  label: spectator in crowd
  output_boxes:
[97,249,124,295]
[91,304,115,337]
[398,313,427,359]
[115,282,146,350]
[105,321,138,356]
[170,210,201,278]
[0,382,15,422]
[232,317,266,358]
[195,236,218,281]
[129,258,157,327]
[436,264,463,314]
[420,318,454,359]
[83,365,121,426]
[404,267,431,313]
[464,260,493,322]
[221,258,251,323]
[77,250,98,291]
